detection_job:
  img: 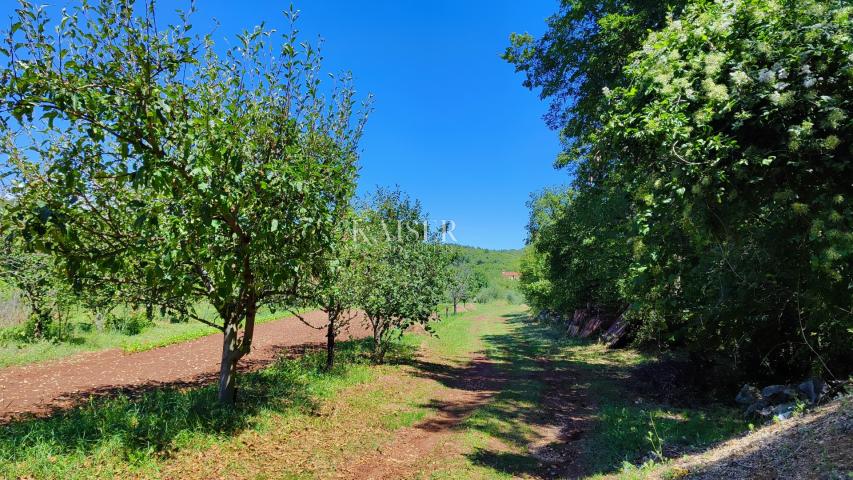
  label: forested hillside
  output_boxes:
[448,245,523,303]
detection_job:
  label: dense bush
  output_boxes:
[515,0,852,382]
[103,311,154,336]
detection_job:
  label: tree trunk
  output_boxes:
[33,317,44,338]
[373,326,381,355]
[371,317,385,363]
[27,291,45,339]
[216,298,257,405]
[218,320,239,405]
[325,313,336,371]
[453,300,458,315]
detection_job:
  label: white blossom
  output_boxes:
[758,68,775,83]
[730,70,750,86]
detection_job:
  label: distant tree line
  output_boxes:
[507,0,851,383]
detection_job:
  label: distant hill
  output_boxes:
[446,245,524,304]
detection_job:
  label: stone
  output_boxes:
[772,402,797,421]
[602,317,630,348]
[579,314,613,338]
[797,378,824,404]
[736,384,760,406]
[566,309,590,337]
[798,379,817,404]
[745,398,770,417]
[761,384,798,403]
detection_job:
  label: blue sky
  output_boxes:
[171,1,569,249]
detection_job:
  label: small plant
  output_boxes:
[646,411,665,461]
[793,399,808,417]
[104,311,154,336]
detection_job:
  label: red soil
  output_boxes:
[0,310,371,422]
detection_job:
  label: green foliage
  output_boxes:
[305,208,362,370]
[445,245,523,303]
[518,246,551,309]
[514,0,852,382]
[520,187,631,313]
[353,188,453,362]
[0,1,368,403]
[503,0,688,163]
[0,219,75,341]
[596,0,852,379]
[447,263,487,313]
[102,310,153,336]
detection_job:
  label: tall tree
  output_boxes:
[516,0,852,381]
[503,0,687,166]
[591,0,852,378]
[0,1,368,404]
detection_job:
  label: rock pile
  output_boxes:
[735,378,827,421]
[534,308,629,348]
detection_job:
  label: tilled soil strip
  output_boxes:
[0,310,370,422]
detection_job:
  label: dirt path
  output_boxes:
[526,355,596,478]
[342,351,508,479]
[335,309,584,479]
[0,310,370,421]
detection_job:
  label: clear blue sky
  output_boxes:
[166,1,569,250]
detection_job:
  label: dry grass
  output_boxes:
[675,397,853,479]
[605,396,853,480]
[159,366,438,479]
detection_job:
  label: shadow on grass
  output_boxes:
[0,337,408,472]
[398,312,573,477]
[403,312,748,479]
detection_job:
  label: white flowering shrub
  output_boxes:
[584,0,852,380]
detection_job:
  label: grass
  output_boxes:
[0,305,475,479]
[539,339,747,476]
[422,308,748,479]
[411,306,488,358]
[0,302,749,479]
[0,338,379,479]
[0,306,309,368]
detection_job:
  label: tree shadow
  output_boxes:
[396,312,598,478]
[467,450,543,476]
[403,312,747,479]
[0,337,385,463]
[465,316,602,478]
